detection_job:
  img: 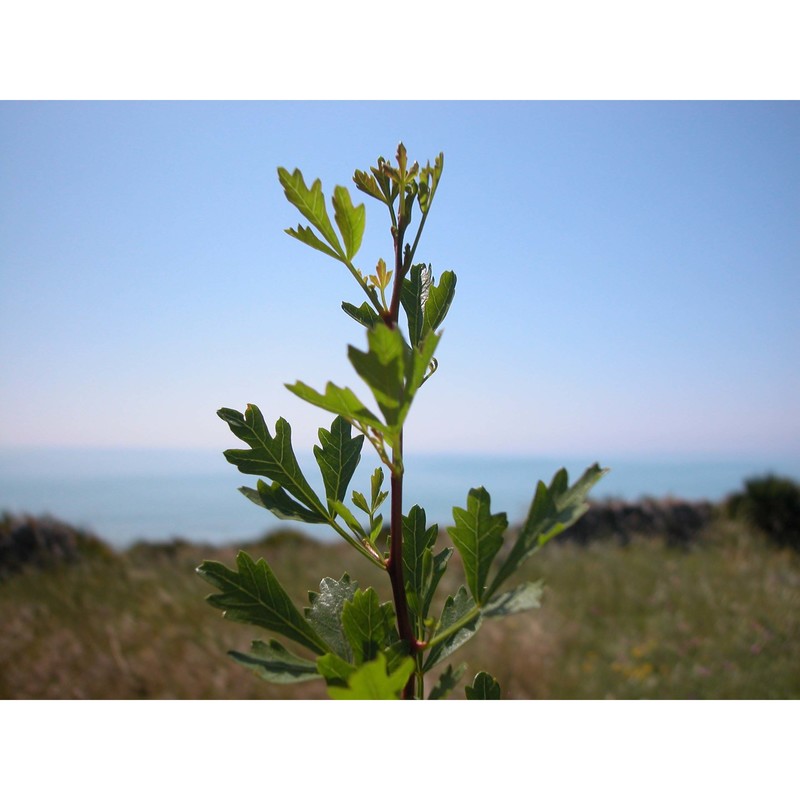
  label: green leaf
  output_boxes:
[305,574,357,661]
[342,301,381,329]
[197,552,329,655]
[285,224,341,261]
[278,167,343,258]
[447,487,507,604]
[401,266,456,347]
[424,270,456,333]
[238,481,326,524]
[483,580,544,618]
[428,663,467,700]
[229,639,321,684]
[351,490,370,515]
[424,587,481,671]
[370,467,386,509]
[488,464,608,596]
[316,652,356,685]
[219,407,327,521]
[285,381,391,441]
[421,547,453,621]
[332,185,366,261]
[400,264,429,346]
[342,587,396,665]
[407,329,441,398]
[465,671,501,700]
[330,500,366,537]
[417,152,444,214]
[313,416,363,510]
[401,505,439,625]
[348,324,407,426]
[327,652,414,700]
[353,168,386,204]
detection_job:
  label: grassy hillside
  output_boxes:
[1,517,798,699]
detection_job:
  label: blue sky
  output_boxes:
[1,101,798,460]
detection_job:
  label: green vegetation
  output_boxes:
[2,514,798,700]
[200,144,606,698]
[725,474,800,552]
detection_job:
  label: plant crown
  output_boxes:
[197,144,607,699]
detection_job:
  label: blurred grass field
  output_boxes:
[1,517,798,699]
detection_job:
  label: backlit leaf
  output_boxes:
[285,224,341,261]
[332,185,366,261]
[342,301,381,329]
[278,167,343,257]
[327,652,414,700]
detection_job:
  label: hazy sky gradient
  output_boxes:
[1,101,798,459]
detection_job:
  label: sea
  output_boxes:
[1,448,799,550]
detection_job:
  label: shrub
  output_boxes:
[725,475,800,552]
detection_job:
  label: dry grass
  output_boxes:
[1,519,798,699]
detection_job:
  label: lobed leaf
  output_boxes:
[400,265,456,347]
[483,580,543,618]
[427,663,467,700]
[197,552,329,655]
[342,587,396,665]
[342,301,381,329]
[327,652,414,700]
[278,167,343,258]
[448,487,507,604]
[465,671,501,700]
[238,481,326,524]
[305,574,357,661]
[347,324,407,426]
[219,407,327,522]
[285,381,392,441]
[229,639,321,684]
[401,505,446,629]
[424,270,456,333]
[313,416,364,510]
[423,586,481,671]
[488,463,608,596]
[285,224,341,261]
[332,185,366,261]
[316,652,356,685]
